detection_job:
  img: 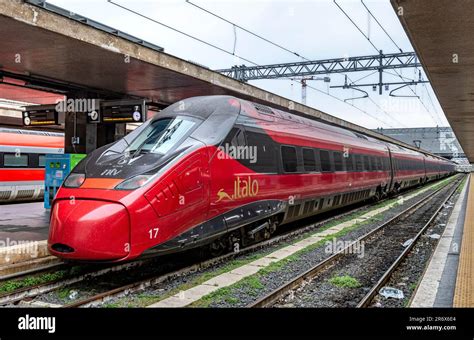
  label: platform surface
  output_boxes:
[0,202,49,243]
[454,174,474,307]
[410,175,469,307]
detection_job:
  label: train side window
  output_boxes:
[302,148,316,172]
[231,129,246,147]
[281,146,298,173]
[320,150,332,172]
[39,155,46,167]
[345,154,354,172]
[375,157,381,171]
[355,155,363,171]
[333,152,343,172]
[245,130,277,173]
[4,154,28,167]
[363,155,370,171]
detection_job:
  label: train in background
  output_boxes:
[0,128,64,203]
[451,157,473,173]
[48,96,456,262]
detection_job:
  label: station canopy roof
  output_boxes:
[392,0,474,162]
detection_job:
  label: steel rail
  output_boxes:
[248,176,461,308]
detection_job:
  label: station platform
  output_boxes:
[0,202,49,243]
[411,174,474,307]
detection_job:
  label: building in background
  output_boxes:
[373,127,464,159]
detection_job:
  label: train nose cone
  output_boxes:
[48,199,130,261]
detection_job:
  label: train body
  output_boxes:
[0,128,64,202]
[48,96,456,261]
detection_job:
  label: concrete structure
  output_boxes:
[391,0,474,162]
[0,0,443,157]
[373,127,465,159]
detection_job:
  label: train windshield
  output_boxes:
[124,117,196,156]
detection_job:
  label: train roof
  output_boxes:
[162,96,454,164]
[0,127,64,149]
[0,127,64,137]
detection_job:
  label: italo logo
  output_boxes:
[216,176,259,202]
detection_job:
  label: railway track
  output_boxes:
[0,259,151,306]
[62,194,405,308]
[61,177,458,308]
[247,175,463,308]
[0,176,457,308]
[0,257,64,282]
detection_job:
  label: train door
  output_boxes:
[387,147,395,192]
[422,157,427,182]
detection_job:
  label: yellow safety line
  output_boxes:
[454,174,474,307]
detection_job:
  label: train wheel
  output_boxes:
[209,239,226,257]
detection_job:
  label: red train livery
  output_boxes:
[0,128,64,202]
[48,96,455,261]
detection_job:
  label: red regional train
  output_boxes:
[48,96,455,261]
[0,128,64,202]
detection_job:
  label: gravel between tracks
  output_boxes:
[370,187,462,308]
[272,179,460,308]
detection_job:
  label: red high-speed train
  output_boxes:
[0,128,64,202]
[48,96,455,261]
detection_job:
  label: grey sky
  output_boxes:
[48,0,448,129]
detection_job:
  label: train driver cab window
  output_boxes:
[281,146,298,173]
[302,148,316,172]
[4,154,28,167]
[320,150,332,172]
[124,117,197,156]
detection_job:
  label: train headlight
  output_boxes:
[115,175,152,190]
[63,173,86,188]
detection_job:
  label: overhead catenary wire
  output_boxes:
[361,0,445,126]
[187,0,400,127]
[333,0,379,52]
[107,0,258,66]
[305,83,393,126]
[335,0,444,127]
[361,0,403,53]
[185,0,307,61]
[108,0,396,128]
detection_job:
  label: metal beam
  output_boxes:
[330,80,429,89]
[216,52,421,81]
